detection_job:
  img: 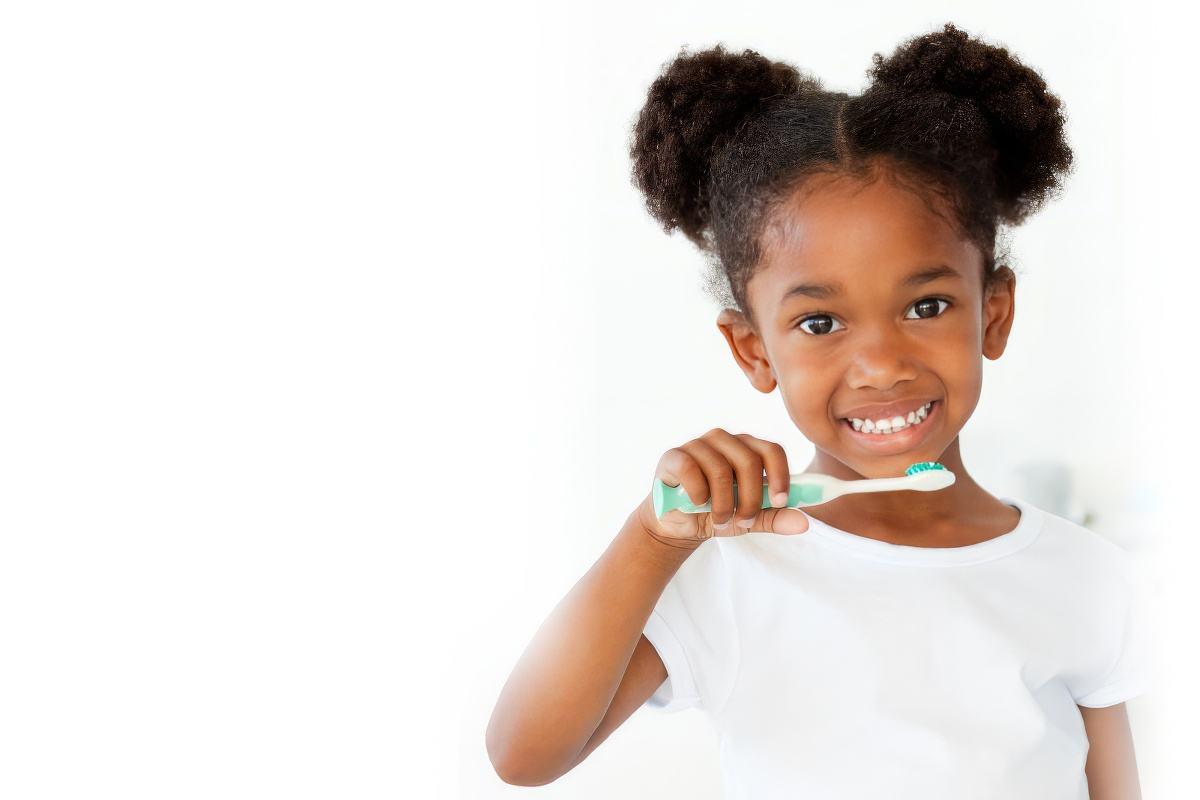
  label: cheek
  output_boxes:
[936,349,984,421]
[776,363,839,429]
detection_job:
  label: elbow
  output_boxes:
[485,718,565,787]
[491,761,561,787]
[487,748,563,787]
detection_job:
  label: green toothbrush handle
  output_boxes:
[651,478,825,519]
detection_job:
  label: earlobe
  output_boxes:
[716,308,777,393]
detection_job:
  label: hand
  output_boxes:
[636,428,810,548]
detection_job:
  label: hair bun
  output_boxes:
[865,22,1073,223]
[629,44,817,248]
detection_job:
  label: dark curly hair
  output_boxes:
[628,22,1074,328]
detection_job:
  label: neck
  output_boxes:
[803,437,992,532]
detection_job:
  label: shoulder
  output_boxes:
[1017,499,1141,607]
[1023,499,1135,575]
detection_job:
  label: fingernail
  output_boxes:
[737,517,755,529]
[714,519,730,531]
[772,492,788,507]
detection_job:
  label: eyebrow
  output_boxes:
[781,264,961,301]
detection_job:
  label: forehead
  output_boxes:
[753,172,978,302]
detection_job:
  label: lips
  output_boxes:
[839,399,942,453]
[837,397,938,422]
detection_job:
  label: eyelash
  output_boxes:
[794,297,953,336]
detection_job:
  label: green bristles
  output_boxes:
[904,461,946,476]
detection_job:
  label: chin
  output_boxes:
[817,442,951,480]
[849,457,934,479]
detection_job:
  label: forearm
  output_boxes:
[1081,703,1142,800]
[485,503,695,783]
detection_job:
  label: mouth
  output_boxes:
[839,399,941,453]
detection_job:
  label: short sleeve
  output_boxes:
[641,539,740,715]
[1072,549,1154,708]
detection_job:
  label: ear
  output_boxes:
[716,308,777,393]
[982,265,1016,361]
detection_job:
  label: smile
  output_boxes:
[840,400,941,451]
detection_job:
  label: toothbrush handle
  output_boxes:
[652,478,825,518]
[835,476,912,495]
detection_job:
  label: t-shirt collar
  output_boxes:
[802,495,1044,566]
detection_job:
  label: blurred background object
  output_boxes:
[1010,458,1090,526]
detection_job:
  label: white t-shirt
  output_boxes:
[641,495,1151,799]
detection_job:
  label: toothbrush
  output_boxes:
[652,461,955,519]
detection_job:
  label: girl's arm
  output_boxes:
[485,503,697,786]
[1080,703,1142,799]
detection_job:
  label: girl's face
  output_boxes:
[719,170,1016,480]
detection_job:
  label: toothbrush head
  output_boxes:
[899,461,955,491]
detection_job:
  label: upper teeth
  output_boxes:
[848,402,933,434]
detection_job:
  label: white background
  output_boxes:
[0,2,1193,798]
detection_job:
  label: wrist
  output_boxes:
[628,497,702,562]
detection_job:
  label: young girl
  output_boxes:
[486,22,1148,798]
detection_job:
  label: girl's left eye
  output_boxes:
[905,297,952,320]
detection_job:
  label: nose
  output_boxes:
[844,327,919,391]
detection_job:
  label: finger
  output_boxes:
[655,447,709,512]
[736,435,791,508]
[677,436,735,530]
[756,506,810,536]
[701,428,764,533]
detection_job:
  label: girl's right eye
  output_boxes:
[795,313,843,336]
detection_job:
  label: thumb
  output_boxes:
[756,506,810,536]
